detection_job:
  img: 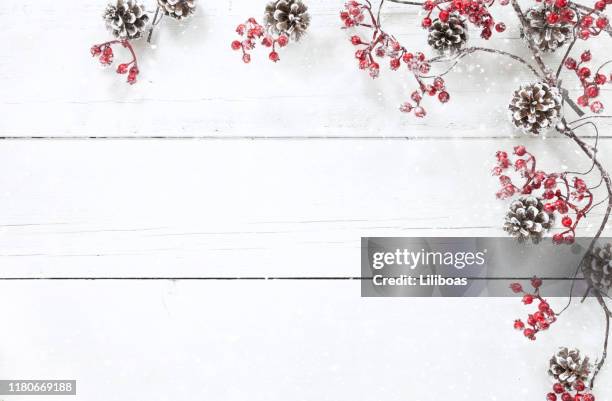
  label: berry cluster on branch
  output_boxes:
[341,1,450,117]
[493,146,594,244]
[511,277,556,340]
[564,50,611,113]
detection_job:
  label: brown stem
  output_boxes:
[511,0,551,79]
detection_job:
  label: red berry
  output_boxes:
[581,50,592,62]
[495,22,506,32]
[434,77,445,90]
[553,233,564,243]
[574,381,585,391]
[402,52,414,63]
[586,85,599,98]
[565,57,577,70]
[351,35,361,45]
[103,46,113,56]
[595,73,607,85]
[562,393,572,401]
[580,29,591,39]
[547,12,560,24]
[555,0,568,7]
[422,17,432,27]
[591,101,604,113]
[277,34,289,47]
[510,283,523,293]
[414,107,426,118]
[561,8,575,22]
[231,40,242,50]
[522,294,534,304]
[116,64,129,74]
[544,203,556,213]
[514,320,525,330]
[582,16,594,27]
[390,58,400,70]
[523,328,536,339]
[547,393,558,401]
[583,394,595,401]
[90,45,102,56]
[578,95,589,107]
[596,16,609,28]
[595,0,606,9]
[532,277,543,288]
[514,145,527,156]
[269,51,279,62]
[439,10,450,22]
[242,53,251,63]
[553,384,565,394]
[481,27,492,39]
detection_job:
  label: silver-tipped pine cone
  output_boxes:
[427,15,468,54]
[548,348,591,390]
[158,0,196,20]
[504,196,554,244]
[103,0,149,40]
[509,82,562,135]
[264,0,310,41]
[522,5,573,53]
[582,243,612,293]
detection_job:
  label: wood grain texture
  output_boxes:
[1,138,610,277]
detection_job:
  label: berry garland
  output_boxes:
[90,0,198,84]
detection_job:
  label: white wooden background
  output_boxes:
[1,0,611,400]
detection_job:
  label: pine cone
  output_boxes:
[264,0,310,41]
[548,348,591,390]
[582,243,612,294]
[427,15,468,54]
[504,196,554,244]
[522,5,573,53]
[158,0,196,20]
[103,0,149,40]
[509,82,562,135]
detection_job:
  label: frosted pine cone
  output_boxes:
[264,0,310,41]
[548,348,591,390]
[582,243,612,293]
[522,5,573,53]
[427,15,468,54]
[504,196,554,244]
[158,0,196,20]
[103,0,149,40]
[509,82,562,135]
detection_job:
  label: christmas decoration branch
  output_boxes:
[337,0,612,398]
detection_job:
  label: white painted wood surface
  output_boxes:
[0,0,611,400]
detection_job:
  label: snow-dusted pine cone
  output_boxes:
[158,0,196,20]
[504,196,554,244]
[522,5,573,53]
[103,0,149,40]
[264,0,310,41]
[548,348,591,390]
[509,82,562,135]
[427,15,468,54]
[582,243,612,293]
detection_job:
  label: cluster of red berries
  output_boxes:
[546,380,595,401]
[341,1,449,117]
[231,18,289,63]
[90,40,140,85]
[565,50,610,114]
[399,76,450,117]
[493,146,593,244]
[340,1,367,28]
[421,0,506,39]
[511,277,556,340]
